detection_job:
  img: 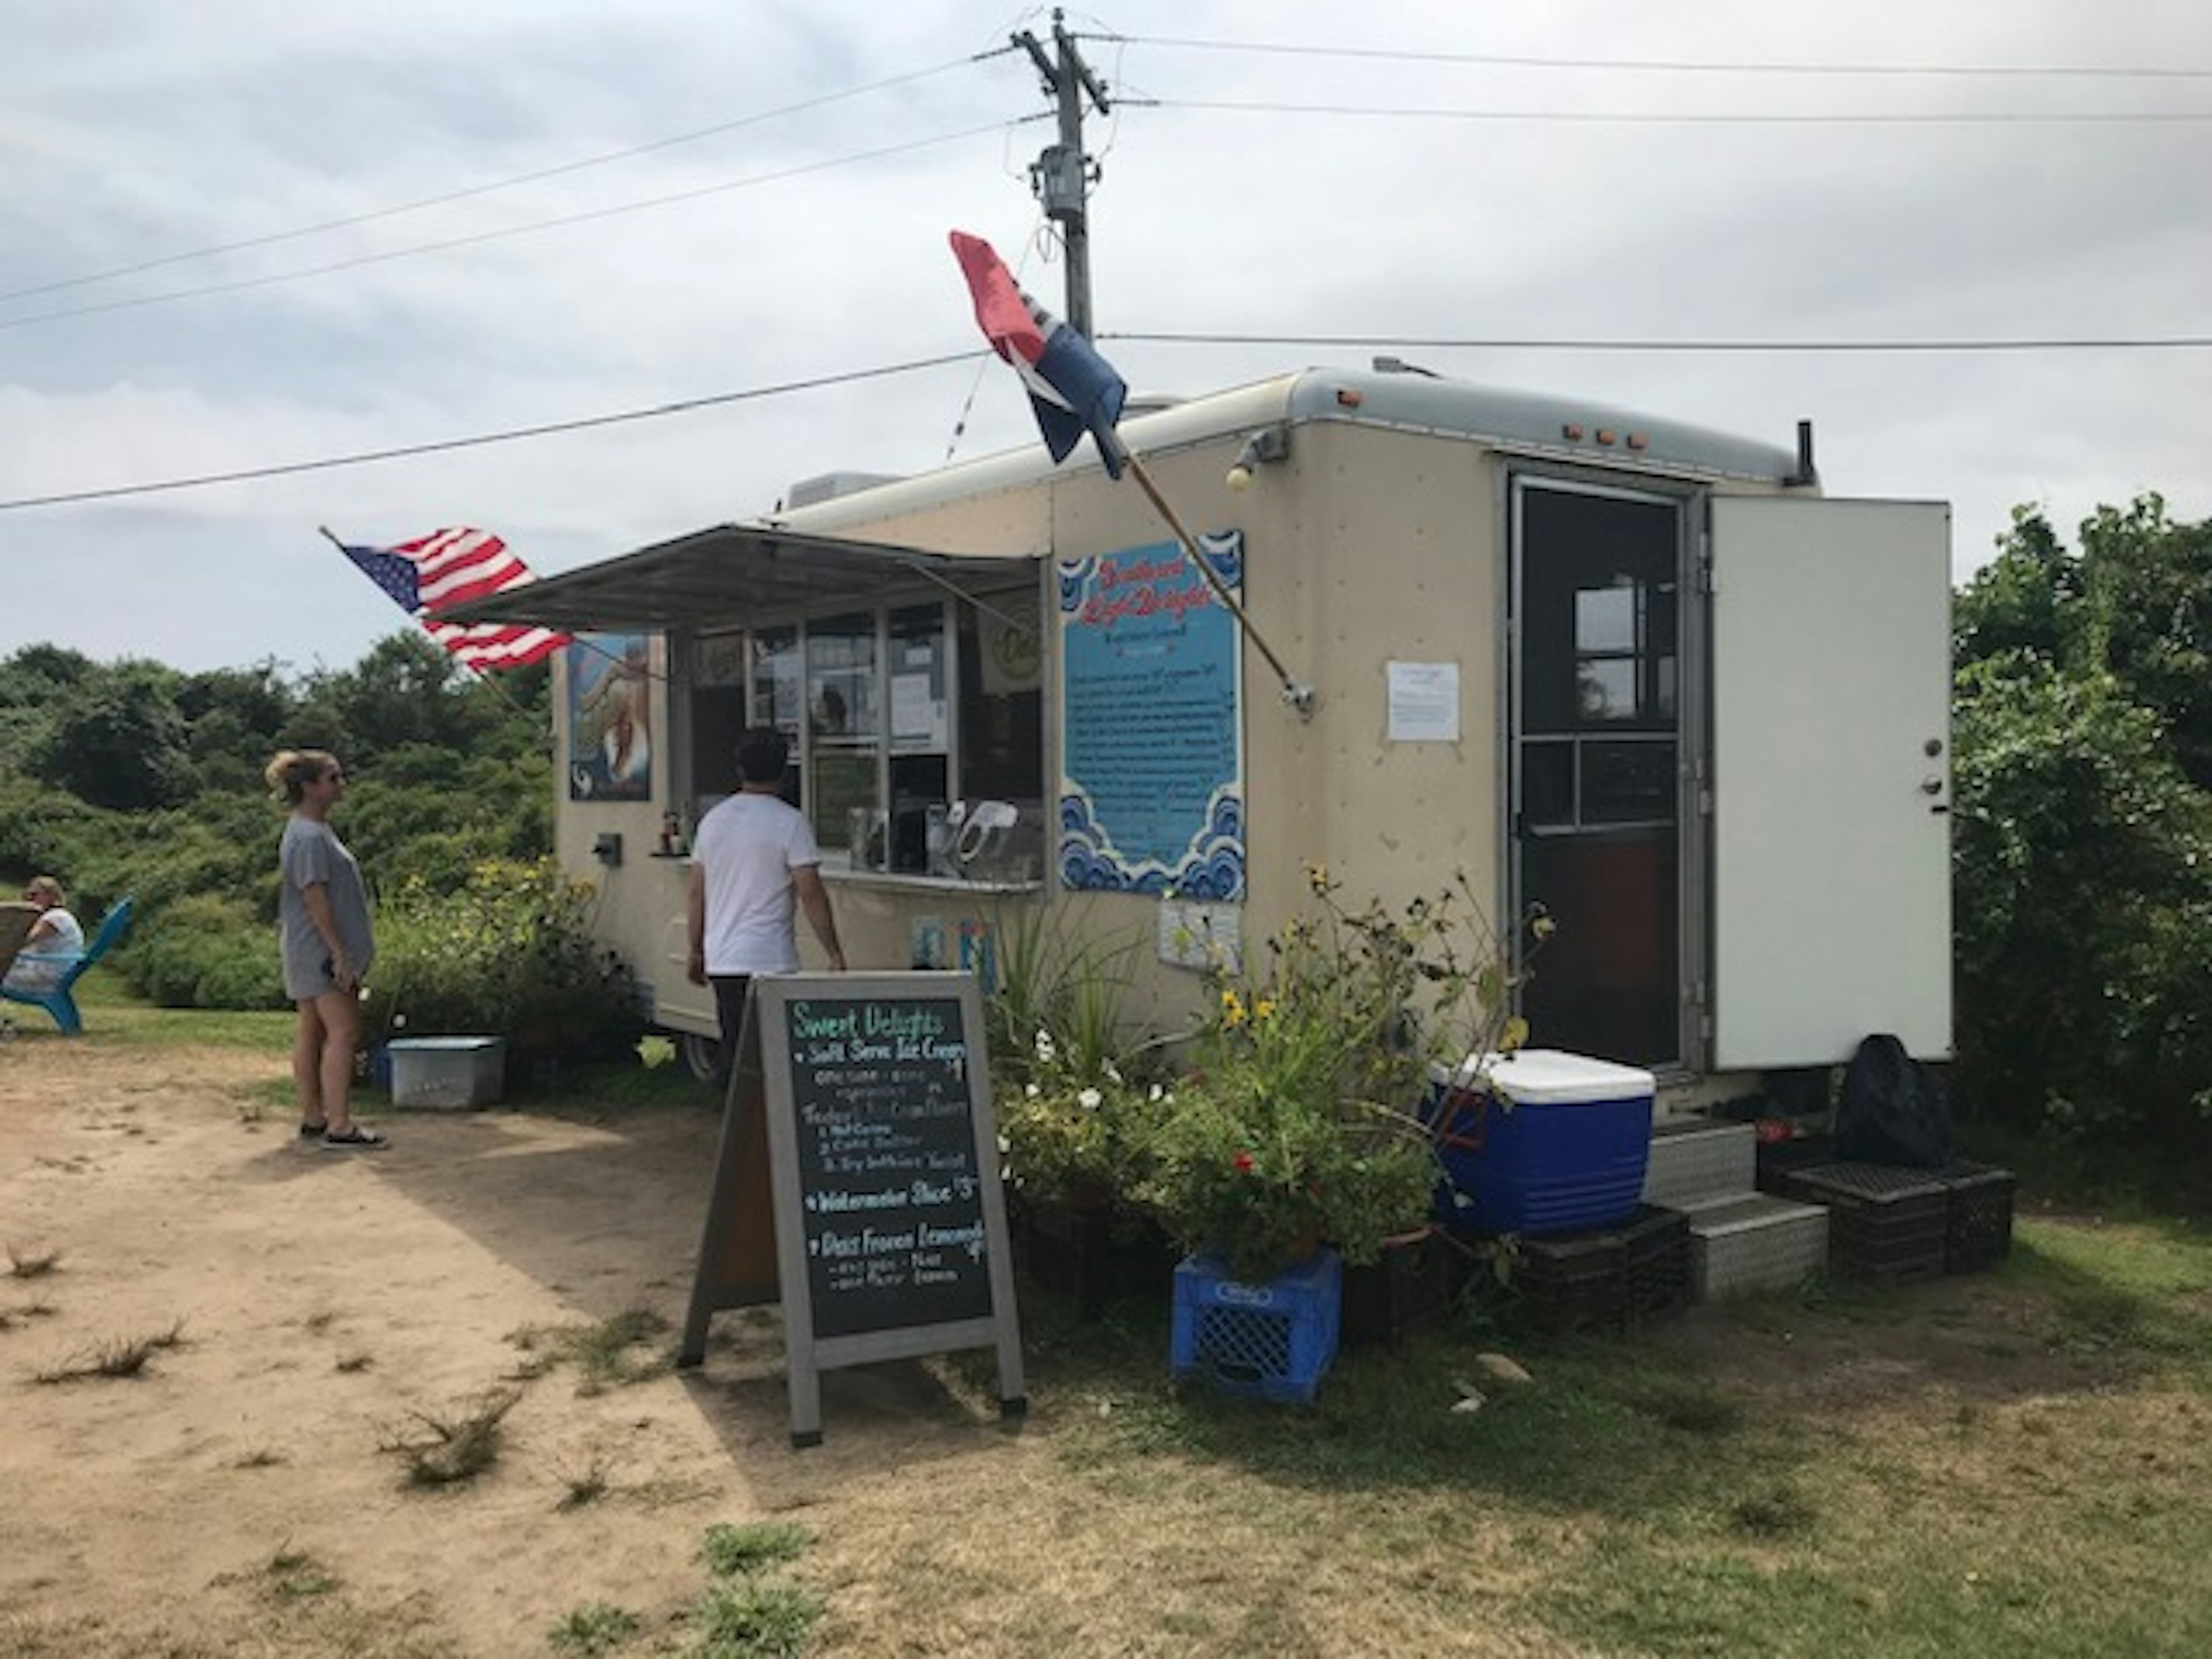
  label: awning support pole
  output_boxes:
[1109,442,1316,719]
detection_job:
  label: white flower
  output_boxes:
[1148,1084,1165,1102]
[997,1134,1011,1154]
[1077,1088,1103,1111]
[1033,1029,1057,1064]
[1025,1082,1041,1099]
[1103,1060,1123,1084]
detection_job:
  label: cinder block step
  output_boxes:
[1685,1194,1829,1301]
[1643,1119,1756,1210]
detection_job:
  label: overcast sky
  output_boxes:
[3,1,2207,673]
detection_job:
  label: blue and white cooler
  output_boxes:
[1428,1049,1657,1236]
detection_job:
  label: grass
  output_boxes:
[548,1601,643,1655]
[1015,1207,2212,1658]
[31,1321,187,1384]
[508,1305,673,1394]
[671,1522,823,1657]
[699,1522,810,1579]
[262,1543,339,1603]
[6,1242,63,1278]
[2008,1221,2212,1374]
[687,1580,824,1659]
[377,1388,521,1487]
[69,979,296,1051]
[556,1457,612,1511]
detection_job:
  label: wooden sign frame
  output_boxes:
[678,972,1027,1448]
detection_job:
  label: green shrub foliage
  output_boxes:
[0,632,559,1014]
[128,894,286,1010]
[365,859,642,1065]
[1952,499,2212,1146]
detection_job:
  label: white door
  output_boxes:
[1709,497,1952,1069]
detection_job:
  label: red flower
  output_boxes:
[1233,1152,1255,1172]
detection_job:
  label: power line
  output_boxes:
[1150,97,2212,127]
[0,54,1005,305]
[0,120,1039,334]
[1107,331,2212,353]
[9,329,2207,514]
[0,351,984,513]
[1103,33,2212,81]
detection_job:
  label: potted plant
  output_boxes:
[983,912,1177,1305]
[1142,866,1542,1286]
[995,1028,1167,1214]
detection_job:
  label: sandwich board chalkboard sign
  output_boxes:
[677,972,1026,1448]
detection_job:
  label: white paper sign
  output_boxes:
[890,673,942,745]
[1387,661,1461,743]
[1158,897,1243,974]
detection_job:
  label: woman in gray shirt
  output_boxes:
[267,749,386,1149]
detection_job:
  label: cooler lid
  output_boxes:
[1436,1048,1656,1106]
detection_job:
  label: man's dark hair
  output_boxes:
[734,725,790,785]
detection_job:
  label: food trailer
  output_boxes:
[450,366,1953,1099]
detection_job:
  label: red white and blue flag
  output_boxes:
[949,230,1127,479]
[338,527,569,671]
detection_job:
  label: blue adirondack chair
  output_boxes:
[2,896,132,1035]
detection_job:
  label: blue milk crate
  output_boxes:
[1169,1249,1341,1404]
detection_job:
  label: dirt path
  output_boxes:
[0,1035,1085,1658]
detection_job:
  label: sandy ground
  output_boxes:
[0,1033,1081,1658]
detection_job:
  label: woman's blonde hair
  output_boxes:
[24,874,65,906]
[265,748,340,806]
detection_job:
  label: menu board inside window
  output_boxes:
[749,626,803,806]
[688,630,749,805]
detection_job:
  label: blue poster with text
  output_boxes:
[1057,533,1245,899]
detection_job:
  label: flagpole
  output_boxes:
[1105,444,1317,719]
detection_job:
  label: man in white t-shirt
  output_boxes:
[686,726,847,1082]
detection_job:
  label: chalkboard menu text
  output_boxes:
[681,973,1025,1447]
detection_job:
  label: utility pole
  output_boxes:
[1012,9,1111,339]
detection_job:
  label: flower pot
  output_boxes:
[1340,1226,1463,1348]
[1024,1197,1178,1318]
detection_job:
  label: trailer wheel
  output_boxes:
[680,1032,720,1084]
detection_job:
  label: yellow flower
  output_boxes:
[1253,998,1277,1022]
[1305,862,1331,896]
[1220,988,1247,1027]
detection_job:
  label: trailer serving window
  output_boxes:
[680,586,1041,877]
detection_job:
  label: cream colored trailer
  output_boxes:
[454,368,1952,1097]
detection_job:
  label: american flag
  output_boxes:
[337,527,569,671]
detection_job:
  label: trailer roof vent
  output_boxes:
[785,470,904,509]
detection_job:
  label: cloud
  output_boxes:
[3,1,2209,670]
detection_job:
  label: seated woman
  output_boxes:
[5,876,85,993]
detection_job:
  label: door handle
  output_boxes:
[1919,775,1944,796]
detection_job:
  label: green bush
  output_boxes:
[364,859,642,1065]
[126,894,284,1010]
[0,634,557,1018]
[1952,656,2212,1143]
